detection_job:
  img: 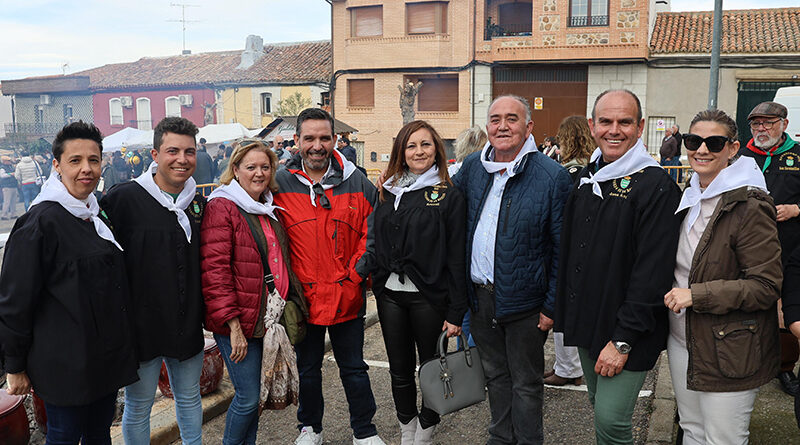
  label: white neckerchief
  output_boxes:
[31,171,122,250]
[579,139,660,198]
[293,149,356,207]
[480,134,538,177]
[675,156,767,233]
[382,166,441,210]
[208,178,284,219]
[133,162,196,242]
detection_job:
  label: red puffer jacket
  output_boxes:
[201,197,306,337]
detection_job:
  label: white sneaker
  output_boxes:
[295,426,323,445]
[352,434,387,445]
[400,417,418,445]
[414,418,436,445]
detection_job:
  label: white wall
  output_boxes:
[0,93,12,138]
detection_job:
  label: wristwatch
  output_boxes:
[613,341,631,354]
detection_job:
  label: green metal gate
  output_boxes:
[736,81,800,146]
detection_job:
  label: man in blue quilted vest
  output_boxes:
[452,95,572,444]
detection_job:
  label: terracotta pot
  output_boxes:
[158,338,224,398]
[0,392,30,445]
[31,390,47,434]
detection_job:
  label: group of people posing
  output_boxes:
[0,89,797,445]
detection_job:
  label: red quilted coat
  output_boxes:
[201,197,306,337]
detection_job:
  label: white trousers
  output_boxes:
[553,332,582,378]
[667,336,758,445]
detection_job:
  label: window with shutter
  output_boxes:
[407,2,447,35]
[348,79,375,107]
[165,96,181,118]
[109,99,123,126]
[351,6,383,38]
[407,75,458,112]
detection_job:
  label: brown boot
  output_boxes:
[543,369,556,379]
[544,374,583,386]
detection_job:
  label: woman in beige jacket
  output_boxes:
[664,109,782,445]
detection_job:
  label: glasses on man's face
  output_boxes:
[683,134,733,153]
[749,119,782,130]
[312,182,331,209]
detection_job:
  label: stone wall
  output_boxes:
[567,33,610,45]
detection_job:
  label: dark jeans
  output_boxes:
[295,316,378,439]
[215,334,263,445]
[471,286,546,445]
[44,391,118,445]
[21,182,40,211]
[377,289,444,428]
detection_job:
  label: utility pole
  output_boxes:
[707,0,723,110]
[168,3,200,55]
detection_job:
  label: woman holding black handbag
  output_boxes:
[366,120,468,445]
[201,138,308,444]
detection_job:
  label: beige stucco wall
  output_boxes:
[646,66,739,130]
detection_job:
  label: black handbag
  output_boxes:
[418,331,486,415]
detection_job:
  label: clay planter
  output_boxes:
[158,338,224,398]
[31,390,47,434]
[0,392,30,445]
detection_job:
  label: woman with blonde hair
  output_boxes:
[201,138,308,444]
[557,115,595,181]
[448,126,487,176]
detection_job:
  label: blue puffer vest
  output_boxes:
[453,149,572,319]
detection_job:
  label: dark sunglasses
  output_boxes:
[312,182,331,209]
[683,134,734,153]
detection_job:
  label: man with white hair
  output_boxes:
[452,95,572,444]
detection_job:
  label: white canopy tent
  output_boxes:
[102,127,154,153]
[196,123,252,144]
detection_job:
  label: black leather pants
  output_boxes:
[377,289,444,428]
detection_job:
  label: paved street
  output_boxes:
[190,316,656,445]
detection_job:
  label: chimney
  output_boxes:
[237,35,265,70]
[654,0,671,14]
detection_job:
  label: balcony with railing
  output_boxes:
[485,19,533,40]
[130,120,153,131]
[568,15,609,27]
[4,122,64,136]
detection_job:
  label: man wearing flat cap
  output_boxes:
[739,101,800,397]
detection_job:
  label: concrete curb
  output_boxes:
[646,351,678,445]
[117,309,381,445]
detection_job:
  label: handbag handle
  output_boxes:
[437,330,474,367]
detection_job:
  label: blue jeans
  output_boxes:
[295,317,378,439]
[122,353,203,445]
[215,334,263,445]
[43,391,118,445]
[20,182,39,211]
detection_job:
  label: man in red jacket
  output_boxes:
[274,108,384,445]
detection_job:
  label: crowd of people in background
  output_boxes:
[2,91,800,445]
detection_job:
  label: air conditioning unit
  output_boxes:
[179,94,193,107]
[39,95,51,105]
[120,96,133,108]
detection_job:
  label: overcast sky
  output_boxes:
[1,0,797,81]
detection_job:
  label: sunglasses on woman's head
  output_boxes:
[683,134,734,153]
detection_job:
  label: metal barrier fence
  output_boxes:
[197,183,218,197]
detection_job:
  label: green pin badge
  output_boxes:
[193,203,200,214]
[620,178,630,189]
[788,157,795,167]
[430,191,439,200]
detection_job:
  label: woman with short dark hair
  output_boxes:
[0,121,138,443]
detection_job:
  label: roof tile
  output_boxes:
[74,41,331,90]
[650,8,800,54]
